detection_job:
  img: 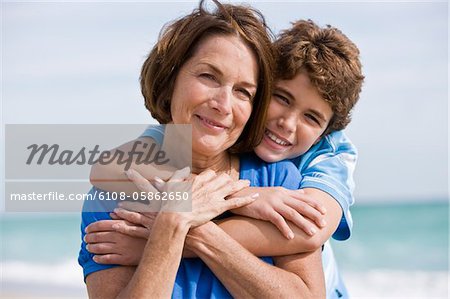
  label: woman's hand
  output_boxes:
[124,167,258,228]
[230,187,327,239]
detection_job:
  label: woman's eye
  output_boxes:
[200,73,217,81]
[236,88,252,101]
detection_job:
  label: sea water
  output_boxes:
[1,201,449,298]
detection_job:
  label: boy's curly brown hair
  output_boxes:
[274,19,364,135]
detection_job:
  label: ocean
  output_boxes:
[1,201,449,298]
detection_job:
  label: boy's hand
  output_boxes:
[230,187,327,239]
[84,219,147,265]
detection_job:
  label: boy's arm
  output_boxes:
[298,131,357,240]
[90,137,175,194]
[216,188,342,255]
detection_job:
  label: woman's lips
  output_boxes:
[195,115,228,133]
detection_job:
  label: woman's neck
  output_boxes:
[191,152,231,174]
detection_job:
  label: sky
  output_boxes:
[1,0,448,204]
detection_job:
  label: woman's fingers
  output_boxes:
[168,166,191,182]
[118,200,156,213]
[125,168,159,193]
[199,176,250,200]
[192,169,217,190]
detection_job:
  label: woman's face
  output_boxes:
[170,34,258,157]
[254,72,333,162]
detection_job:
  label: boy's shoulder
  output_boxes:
[291,130,357,170]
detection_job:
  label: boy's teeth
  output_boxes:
[266,130,289,146]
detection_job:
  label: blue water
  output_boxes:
[1,201,448,271]
[331,201,449,271]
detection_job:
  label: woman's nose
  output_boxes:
[209,87,232,115]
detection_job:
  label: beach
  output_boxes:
[1,202,449,298]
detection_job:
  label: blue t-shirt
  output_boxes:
[79,154,308,298]
[292,130,356,241]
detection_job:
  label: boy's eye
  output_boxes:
[274,93,290,105]
[305,114,321,126]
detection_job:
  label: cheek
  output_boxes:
[233,101,252,129]
[266,100,285,122]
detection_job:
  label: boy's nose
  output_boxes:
[277,113,297,134]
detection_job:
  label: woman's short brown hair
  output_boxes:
[140,0,275,153]
[274,19,364,135]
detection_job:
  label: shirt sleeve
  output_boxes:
[297,131,357,241]
[139,124,165,144]
[78,187,118,280]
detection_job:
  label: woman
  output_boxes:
[79,0,326,298]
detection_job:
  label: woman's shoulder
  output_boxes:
[239,153,301,189]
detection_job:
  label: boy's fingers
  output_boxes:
[112,222,150,239]
[113,208,152,227]
[86,242,115,255]
[109,212,120,220]
[85,220,121,233]
[84,231,118,244]
[222,193,257,211]
[288,190,327,214]
[93,254,123,265]
[287,199,327,228]
[267,212,295,240]
[277,205,318,237]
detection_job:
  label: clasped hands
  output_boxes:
[85,167,327,265]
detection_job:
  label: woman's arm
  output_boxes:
[84,168,257,298]
[86,188,341,264]
[185,221,325,298]
[86,214,189,299]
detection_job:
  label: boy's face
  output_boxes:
[255,72,333,162]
